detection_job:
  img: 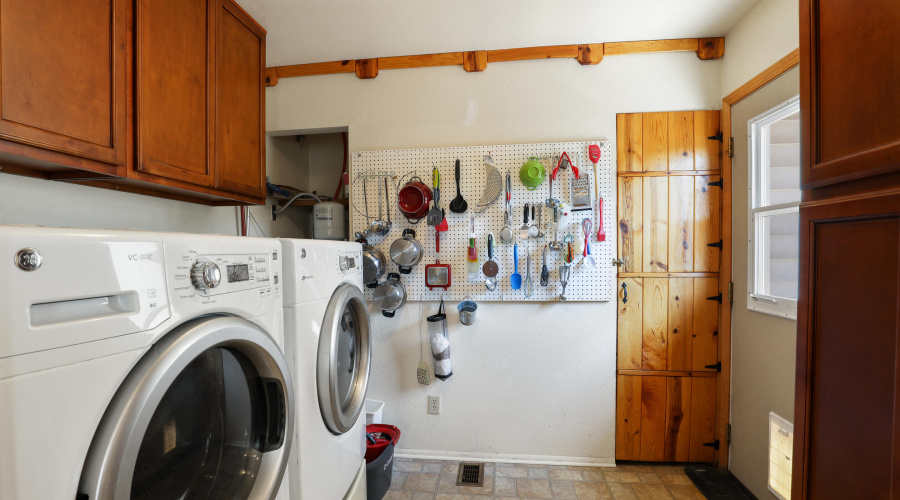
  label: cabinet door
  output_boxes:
[0,0,127,166]
[215,0,265,197]
[800,0,900,188]
[136,0,214,186]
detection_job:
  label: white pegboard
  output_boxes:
[351,141,613,302]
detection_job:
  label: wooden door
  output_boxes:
[615,111,722,462]
[800,0,900,188]
[214,0,265,198]
[0,0,128,167]
[793,0,900,498]
[136,0,215,186]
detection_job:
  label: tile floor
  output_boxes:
[386,458,708,500]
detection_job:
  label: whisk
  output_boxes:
[582,218,596,268]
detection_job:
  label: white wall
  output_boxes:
[268,52,723,463]
[0,136,310,239]
[721,0,799,97]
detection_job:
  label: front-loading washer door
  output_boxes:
[78,316,294,500]
[317,283,372,435]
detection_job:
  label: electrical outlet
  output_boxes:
[427,396,440,415]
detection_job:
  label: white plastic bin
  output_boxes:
[365,399,384,425]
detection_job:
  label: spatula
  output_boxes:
[510,243,522,290]
[449,159,467,213]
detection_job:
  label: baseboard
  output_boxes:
[394,448,615,467]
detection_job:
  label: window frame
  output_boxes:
[747,95,800,320]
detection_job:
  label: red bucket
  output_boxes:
[365,424,401,463]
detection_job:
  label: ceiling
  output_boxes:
[236,0,761,67]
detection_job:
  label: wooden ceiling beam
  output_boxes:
[264,37,724,85]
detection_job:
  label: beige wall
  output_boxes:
[721,0,798,97]
[267,52,723,462]
[730,66,799,499]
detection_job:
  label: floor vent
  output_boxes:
[456,462,485,486]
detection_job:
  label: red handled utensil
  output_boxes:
[596,198,606,242]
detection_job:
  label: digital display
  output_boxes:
[227,264,250,282]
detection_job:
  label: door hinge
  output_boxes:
[612,258,624,267]
[727,137,734,158]
[707,179,723,188]
[705,361,722,372]
[707,293,723,303]
[707,131,723,142]
[726,423,732,444]
[728,282,734,305]
[707,239,723,250]
[702,440,721,450]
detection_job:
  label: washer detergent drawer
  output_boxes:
[0,227,171,358]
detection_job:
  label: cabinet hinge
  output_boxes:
[707,179,723,188]
[705,361,722,372]
[707,293,723,303]
[707,239,723,250]
[612,258,624,267]
[726,423,732,445]
[727,137,734,158]
[728,282,734,305]
[702,440,721,450]
[708,131,723,142]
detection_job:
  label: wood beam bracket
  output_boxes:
[265,67,278,87]
[697,37,725,60]
[355,58,378,79]
[463,50,488,72]
[577,43,603,65]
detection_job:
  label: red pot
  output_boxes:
[398,176,432,222]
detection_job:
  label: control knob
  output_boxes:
[191,260,221,290]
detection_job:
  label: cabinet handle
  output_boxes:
[621,282,628,304]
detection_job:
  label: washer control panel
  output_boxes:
[176,253,272,296]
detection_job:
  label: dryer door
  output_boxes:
[79,316,294,500]
[317,283,372,434]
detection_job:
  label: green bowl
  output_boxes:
[519,157,545,190]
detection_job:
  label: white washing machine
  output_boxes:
[0,226,295,500]
[280,239,371,500]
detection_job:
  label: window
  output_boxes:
[748,96,800,319]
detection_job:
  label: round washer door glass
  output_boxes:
[318,284,371,434]
[132,347,265,500]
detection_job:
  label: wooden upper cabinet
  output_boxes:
[215,0,265,197]
[135,0,215,186]
[0,0,127,167]
[800,0,900,188]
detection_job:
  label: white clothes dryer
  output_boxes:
[0,226,294,500]
[280,239,371,500]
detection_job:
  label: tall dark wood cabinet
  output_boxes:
[792,0,900,498]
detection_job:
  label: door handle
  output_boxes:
[621,282,628,303]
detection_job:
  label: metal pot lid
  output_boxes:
[373,275,406,310]
[362,247,386,284]
[389,230,422,267]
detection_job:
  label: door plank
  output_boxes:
[617,113,643,172]
[667,111,695,171]
[689,376,717,462]
[616,375,643,460]
[694,175,721,272]
[693,278,719,372]
[669,176,695,272]
[618,177,643,273]
[667,278,694,371]
[643,177,669,272]
[642,113,668,172]
[640,376,668,461]
[694,110,721,171]
[642,278,668,370]
[665,376,693,461]
[618,278,644,370]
